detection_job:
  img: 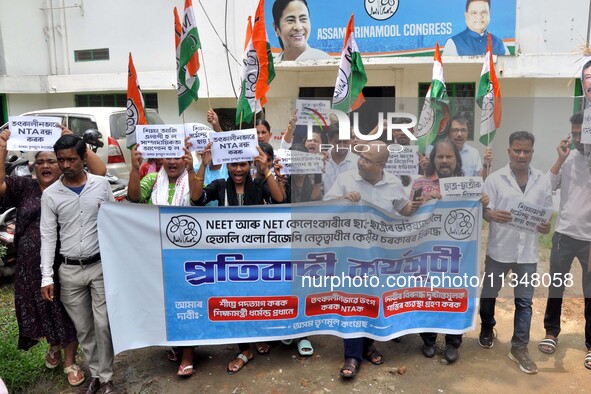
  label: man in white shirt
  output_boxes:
[447,114,493,179]
[40,135,116,394]
[538,112,591,369]
[324,140,421,379]
[322,126,358,193]
[478,131,552,375]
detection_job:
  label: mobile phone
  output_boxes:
[413,187,423,201]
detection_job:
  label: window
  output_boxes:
[418,82,476,140]
[75,93,159,111]
[68,117,98,136]
[74,48,110,62]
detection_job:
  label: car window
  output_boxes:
[109,111,165,140]
[68,117,98,136]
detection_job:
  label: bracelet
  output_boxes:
[264,171,273,180]
[195,175,204,182]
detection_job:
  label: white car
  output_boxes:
[15,107,164,179]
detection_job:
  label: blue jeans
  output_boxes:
[479,256,536,349]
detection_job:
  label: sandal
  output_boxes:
[63,364,85,386]
[166,347,181,362]
[585,350,591,370]
[227,352,253,375]
[177,364,194,377]
[339,357,360,378]
[45,345,61,369]
[364,345,384,365]
[297,339,314,356]
[538,337,558,355]
[281,339,293,346]
[255,342,270,355]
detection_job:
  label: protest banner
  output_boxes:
[296,99,332,126]
[502,200,553,234]
[276,149,324,175]
[385,145,419,175]
[136,125,185,158]
[184,123,212,152]
[439,176,484,199]
[98,199,481,354]
[210,129,258,165]
[7,116,61,151]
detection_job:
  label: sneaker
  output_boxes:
[478,325,494,348]
[509,347,538,374]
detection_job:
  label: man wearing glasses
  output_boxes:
[538,112,591,370]
[443,0,509,56]
[447,114,493,179]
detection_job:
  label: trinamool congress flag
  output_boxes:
[236,16,262,125]
[332,14,367,113]
[416,43,449,153]
[126,53,147,148]
[174,7,194,115]
[252,0,275,104]
[176,0,201,115]
[476,33,502,145]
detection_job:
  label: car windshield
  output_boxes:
[109,111,164,139]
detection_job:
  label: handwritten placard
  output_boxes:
[7,116,61,151]
[296,99,332,126]
[503,200,553,234]
[276,149,324,175]
[136,124,184,158]
[582,109,591,144]
[439,176,484,199]
[211,129,258,165]
[385,145,419,175]
[184,123,212,153]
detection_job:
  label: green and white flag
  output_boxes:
[176,0,200,115]
[416,43,449,153]
[236,16,260,125]
[332,14,367,113]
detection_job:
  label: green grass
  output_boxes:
[0,279,62,393]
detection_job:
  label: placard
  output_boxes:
[211,129,258,165]
[184,123,213,153]
[276,149,324,175]
[582,108,591,144]
[385,145,419,175]
[136,124,184,158]
[503,200,553,234]
[439,176,484,199]
[295,99,332,126]
[7,116,61,151]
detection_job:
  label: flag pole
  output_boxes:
[199,48,212,110]
[239,112,243,130]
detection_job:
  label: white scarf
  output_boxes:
[151,166,190,206]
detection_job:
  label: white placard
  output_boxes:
[184,123,212,153]
[295,99,332,126]
[276,149,324,175]
[136,124,184,158]
[582,109,591,144]
[211,129,258,165]
[385,145,419,175]
[502,200,553,234]
[439,176,484,199]
[7,116,62,151]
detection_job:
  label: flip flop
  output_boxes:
[63,364,85,386]
[45,345,61,369]
[227,352,252,375]
[339,357,360,378]
[364,345,384,365]
[297,339,314,356]
[538,338,558,355]
[585,350,591,370]
[166,347,181,362]
[281,339,293,345]
[177,364,194,377]
[255,342,270,355]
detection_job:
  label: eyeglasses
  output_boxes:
[449,127,468,133]
[469,10,489,17]
[359,155,385,165]
[34,159,58,166]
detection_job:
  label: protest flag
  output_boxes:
[126,53,147,148]
[174,7,194,115]
[476,33,502,145]
[236,16,262,125]
[252,0,275,103]
[177,0,201,114]
[415,43,449,153]
[332,14,367,113]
